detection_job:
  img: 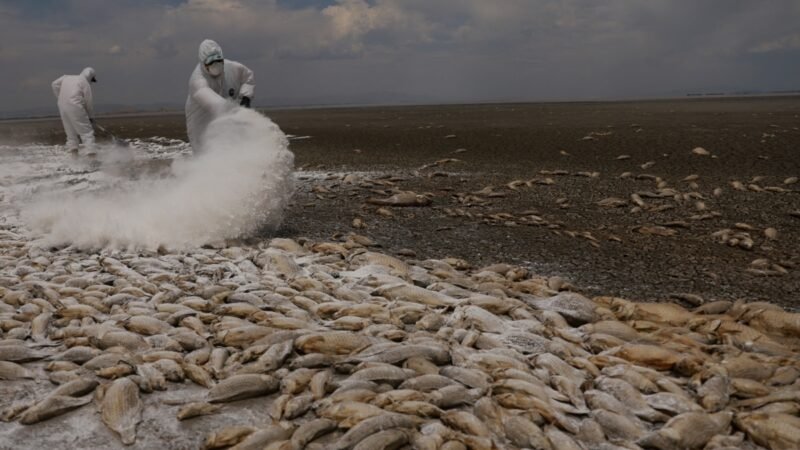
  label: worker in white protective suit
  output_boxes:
[51,67,97,153]
[185,39,255,154]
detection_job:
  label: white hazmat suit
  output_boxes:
[185,39,255,154]
[52,67,96,151]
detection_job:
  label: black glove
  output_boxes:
[240,96,251,108]
[90,118,96,125]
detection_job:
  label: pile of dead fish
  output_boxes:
[1,231,799,449]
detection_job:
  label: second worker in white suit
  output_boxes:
[52,67,97,153]
[185,39,255,154]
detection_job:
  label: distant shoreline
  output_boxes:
[2,92,799,123]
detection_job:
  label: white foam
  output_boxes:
[23,108,295,250]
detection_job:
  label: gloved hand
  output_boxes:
[240,96,251,108]
[90,118,96,126]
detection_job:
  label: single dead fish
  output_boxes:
[20,394,93,425]
[207,374,278,403]
[637,410,733,450]
[101,377,143,445]
[366,191,432,207]
[177,402,223,420]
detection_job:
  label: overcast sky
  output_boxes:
[2,0,800,115]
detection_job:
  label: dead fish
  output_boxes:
[552,374,588,412]
[735,412,800,450]
[731,378,771,398]
[350,344,450,366]
[372,389,428,407]
[124,315,172,336]
[735,390,800,409]
[101,377,142,445]
[281,368,317,394]
[366,191,432,207]
[31,311,52,341]
[252,340,295,372]
[0,361,35,380]
[350,364,415,384]
[268,394,291,421]
[581,320,643,342]
[602,365,659,394]
[373,284,458,307]
[438,366,491,390]
[0,345,48,362]
[545,425,582,450]
[289,418,337,450]
[614,301,695,327]
[439,441,467,450]
[592,409,647,441]
[502,414,551,449]
[586,390,635,419]
[399,374,456,392]
[177,402,223,420]
[694,301,733,315]
[595,377,667,422]
[637,410,732,450]
[404,356,439,375]
[283,393,314,419]
[703,433,746,450]
[97,363,135,379]
[230,423,297,450]
[352,429,409,450]
[1,400,35,423]
[720,354,775,381]
[318,401,385,428]
[296,332,373,355]
[597,197,628,208]
[331,413,419,450]
[607,344,686,371]
[522,292,598,325]
[55,345,101,364]
[645,392,703,415]
[20,394,93,424]
[441,410,491,437]
[183,363,215,388]
[384,400,443,418]
[152,358,184,382]
[83,353,130,371]
[136,363,167,392]
[764,227,778,240]
[204,426,256,450]
[310,369,332,400]
[207,374,278,403]
[697,374,730,412]
[290,353,342,369]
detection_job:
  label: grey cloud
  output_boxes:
[749,34,800,54]
[2,0,799,116]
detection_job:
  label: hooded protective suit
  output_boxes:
[185,39,255,153]
[52,67,96,151]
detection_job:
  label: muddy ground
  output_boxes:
[2,97,799,307]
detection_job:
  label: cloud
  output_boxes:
[749,34,800,54]
[1,0,800,115]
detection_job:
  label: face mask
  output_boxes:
[207,61,223,77]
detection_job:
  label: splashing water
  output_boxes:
[23,108,295,250]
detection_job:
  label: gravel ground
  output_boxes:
[2,97,799,307]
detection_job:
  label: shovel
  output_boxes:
[93,121,131,148]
